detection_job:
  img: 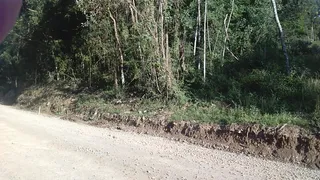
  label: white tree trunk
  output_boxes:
[203,0,207,82]
[271,0,290,74]
[193,0,200,57]
[311,22,315,42]
[159,0,166,61]
[222,0,234,61]
[193,0,201,70]
[197,0,201,70]
[109,9,125,86]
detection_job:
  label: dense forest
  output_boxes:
[1,0,320,130]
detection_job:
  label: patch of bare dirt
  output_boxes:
[15,85,320,170]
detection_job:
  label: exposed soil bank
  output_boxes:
[14,87,320,170]
[65,110,320,170]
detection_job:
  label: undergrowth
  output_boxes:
[13,71,320,133]
[171,103,309,128]
[73,91,312,130]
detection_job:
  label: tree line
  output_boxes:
[1,0,320,119]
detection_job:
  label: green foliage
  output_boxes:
[171,102,309,128]
[1,0,320,130]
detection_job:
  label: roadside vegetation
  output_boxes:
[1,0,320,132]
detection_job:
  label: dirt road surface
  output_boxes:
[0,105,319,180]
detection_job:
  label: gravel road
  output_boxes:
[0,105,319,180]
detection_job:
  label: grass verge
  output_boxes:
[171,103,310,128]
[15,83,318,132]
[74,94,313,130]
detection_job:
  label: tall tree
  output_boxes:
[203,0,207,82]
[271,0,290,74]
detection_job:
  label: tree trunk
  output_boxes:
[109,9,125,87]
[161,0,172,97]
[194,0,201,70]
[212,31,220,62]
[114,67,118,90]
[222,0,234,62]
[207,16,212,55]
[271,0,290,75]
[203,0,207,82]
[89,58,92,87]
[159,0,166,62]
[166,33,172,98]
[311,21,315,42]
[193,0,201,58]
[15,77,18,88]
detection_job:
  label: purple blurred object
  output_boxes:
[0,0,22,42]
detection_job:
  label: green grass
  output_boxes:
[75,95,122,114]
[23,83,314,130]
[74,92,312,129]
[74,94,170,117]
[171,103,310,128]
[75,94,311,129]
